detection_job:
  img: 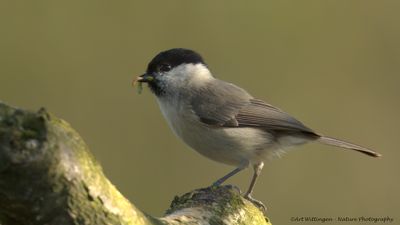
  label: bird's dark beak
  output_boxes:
[132,73,154,86]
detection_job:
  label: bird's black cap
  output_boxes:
[146,48,206,74]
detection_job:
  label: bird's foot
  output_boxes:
[244,194,267,213]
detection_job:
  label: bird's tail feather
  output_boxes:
[317,136,381,157]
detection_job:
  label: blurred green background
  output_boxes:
[1,1,399,223]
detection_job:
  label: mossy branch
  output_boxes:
[0,102,271,225]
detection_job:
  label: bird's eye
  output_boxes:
[159,64,172,72]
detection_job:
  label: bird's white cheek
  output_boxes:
[165,64,213,88]
[186,64,213,84]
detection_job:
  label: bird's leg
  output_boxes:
[244,162,266,211]
[212,166,245,186]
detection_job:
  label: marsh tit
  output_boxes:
[134,48,380,210]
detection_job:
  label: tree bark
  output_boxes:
[0,102,271,225]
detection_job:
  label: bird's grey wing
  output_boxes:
[191,80,317,137]
[190,79,252,127]
[234,99,318,137]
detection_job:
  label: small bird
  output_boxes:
[134,48,381,210]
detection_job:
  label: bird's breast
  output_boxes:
[156,97,191,138]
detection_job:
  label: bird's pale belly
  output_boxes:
[180,123,276,166]
[159,103,275,166]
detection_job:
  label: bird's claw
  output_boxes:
[244,194,267,212]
